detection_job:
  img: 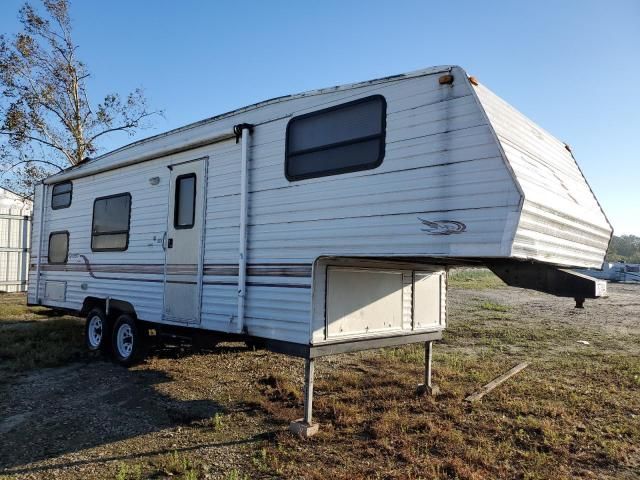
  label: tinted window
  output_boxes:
[174,174,196,229]
[51,182,72,209]
[91,193,131,251]
[48,231,69,263]
[286,95,386,181]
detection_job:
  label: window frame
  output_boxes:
[173,173,197,230]
[51,181,73,210]
[48,230,69,264]
[90,192,132,252]
[284,94,387,182]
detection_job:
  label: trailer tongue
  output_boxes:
[488,261,607,308]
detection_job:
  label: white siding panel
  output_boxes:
[474,83,612,268]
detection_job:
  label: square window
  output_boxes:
[51,182,72,209]
[48,231,69,264]
[285,95,386,181]
[91,193,131,251]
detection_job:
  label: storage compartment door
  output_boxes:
[413,272,444,329]
[326,267,404,339]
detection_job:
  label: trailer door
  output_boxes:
[163,158,207,324]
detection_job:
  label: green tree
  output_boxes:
[606,235,640,263]
[0,0,161,196]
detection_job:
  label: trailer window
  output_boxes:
[174,173,196,229]
[285,95,386,181]
[51,181,72,209]
[91,193,131,251]
[48,231,69,264]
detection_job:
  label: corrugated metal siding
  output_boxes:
[0,190,31,293]
[474,83,612,268]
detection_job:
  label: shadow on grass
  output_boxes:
[0,361,229,473]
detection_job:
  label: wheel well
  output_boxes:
[80,297,137,319]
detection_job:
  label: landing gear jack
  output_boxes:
[417,341,440,396]
[289,357,319,438]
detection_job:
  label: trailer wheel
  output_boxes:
[111,314,145,366]
[245,338,266,351]
[85,307,110,353]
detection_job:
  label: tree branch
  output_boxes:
[1,158,65,177]
[87,110,160,144]
[0,130,73,163]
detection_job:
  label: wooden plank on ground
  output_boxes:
[465,362,530,403]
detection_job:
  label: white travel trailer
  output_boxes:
[28,65,611,435]
[0,187,31,293]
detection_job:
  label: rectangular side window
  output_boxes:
[174,173,196,229]
[91,193,131,251]
[48,231,69,264]
[285,95,386,181]
[51,181,72,209]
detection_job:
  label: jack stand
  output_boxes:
[417,341,440,396]
[289,357,319,438]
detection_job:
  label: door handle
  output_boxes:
[168,238,174,248]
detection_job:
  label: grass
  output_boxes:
[479,301,509,312]
[1,285,638,479]
[0,294,86,374]
[254,350,640,479]
[245,285,640,480]
[448,268,505,289]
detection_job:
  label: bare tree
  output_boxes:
[0,0,161,197]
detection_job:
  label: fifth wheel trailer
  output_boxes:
[28,65,612,436]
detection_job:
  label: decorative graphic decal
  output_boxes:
[418,218,467,235]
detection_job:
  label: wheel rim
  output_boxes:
[88,315,103,348]
[116,323,134,358]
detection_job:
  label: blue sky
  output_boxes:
[1,0,639,234]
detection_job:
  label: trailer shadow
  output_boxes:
[0,358,228,472]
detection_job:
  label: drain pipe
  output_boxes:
[235,123,254,334]
[34,183,47,303]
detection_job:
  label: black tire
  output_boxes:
[111,314,146,366]
[84,307,110,353]
[245,338,266,351]
[192,335,218,352]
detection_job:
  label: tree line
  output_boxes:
[606,235,640,264]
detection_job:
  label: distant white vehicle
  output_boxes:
[28,66,612,435]
[580,262,640,283]
[0,187,31,292]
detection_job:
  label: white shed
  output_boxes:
[0,187,32,292]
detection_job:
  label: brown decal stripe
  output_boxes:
[204,265,239,276]
[203,280,310,289]
[31,262,312,281]
[39,264,165,274]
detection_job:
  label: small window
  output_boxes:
[285,95,386,181]
[51,181,72,209]
[91,193,131,251]
[174,173,196,229]
[48,231,69,264]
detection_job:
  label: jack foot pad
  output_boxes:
[289,419,319,438]
[417,383,441,396]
